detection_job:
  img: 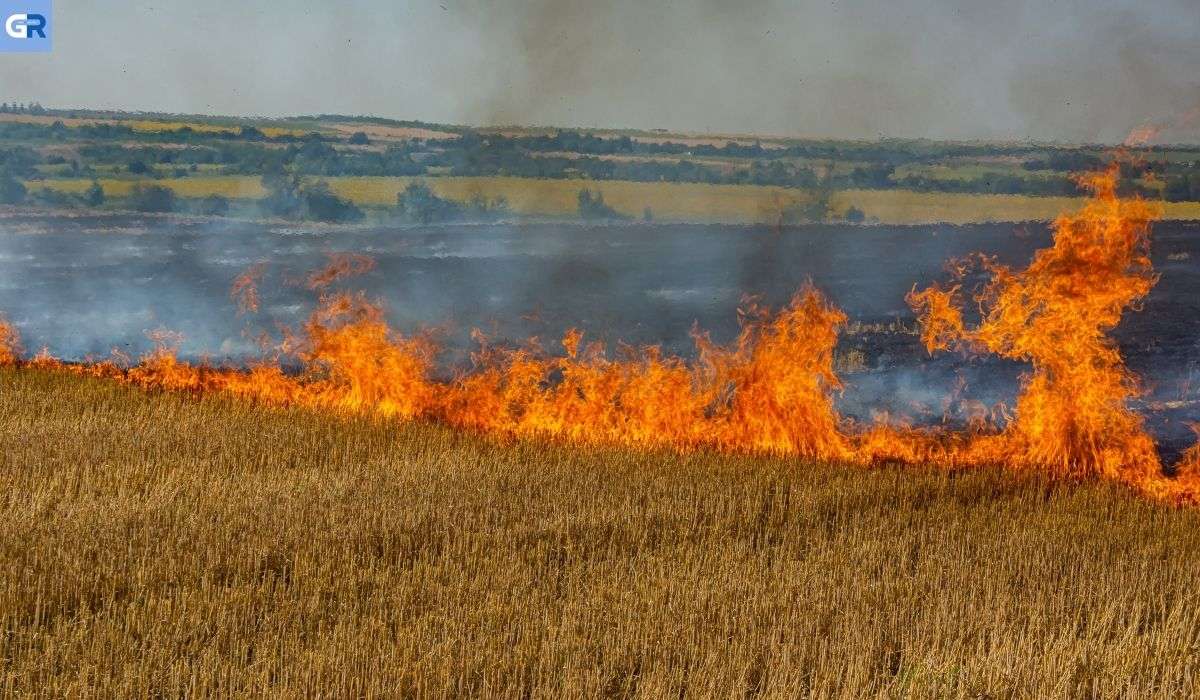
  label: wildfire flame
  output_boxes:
[230,263,267,315]
[0,316,20,366]
[1123,107,1200,147]
[3,167,1198,504]
[305,252,376,291]
[903,166,1198,500]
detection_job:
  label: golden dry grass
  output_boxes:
[320,177,1106,224]
[481,127,793,150]
[29,175,1200,224]
[326,122,460,142]
[31,176,269,200]
[2,367,1200,697]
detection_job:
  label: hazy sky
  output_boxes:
[3,0,1199,142]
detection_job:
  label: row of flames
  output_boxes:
[1,167,1198,504]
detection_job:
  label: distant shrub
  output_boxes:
[1023,151,1104,172]
[302,181,363,223]
[258,171,304,219]
[30,187,77,208]
[82,180,105,207]
[0,172,26,204]
[394,182,509,224]
[348,131,370,145]
[0,146,39,177]
[238,126,266,141]
[778,186,832,225]
[844,206,866,224]
[577,189,625,220]
[127,159,150,175]
[396,181,462,224]
[128,184,176,213]
[195,194,230,217]
[464,192,510,222]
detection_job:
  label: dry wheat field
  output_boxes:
[2,367,1200,697]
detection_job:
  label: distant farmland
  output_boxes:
[0,112,308,138]
[29,175,1200,225]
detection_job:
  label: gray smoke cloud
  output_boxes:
[0,0,1197,142]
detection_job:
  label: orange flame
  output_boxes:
[4,167,1199,505]
[1123,107,1200,147]
[0,316,20,366]
[305,252,375,290]
[905,166,1188,497]
[230,263,267,315]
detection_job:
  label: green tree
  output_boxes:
[464,192,510,222]
[397,181,462,224]
[302,181,363,223]
[577,189,625,220]
[128,184,176,213]
[31,187,73,208]
[82,180,105,207]
[0,171,27,205]
[780,172,834,224]
[238,126,266,141]
[259,170,303,218]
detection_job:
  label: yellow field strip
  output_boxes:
[28,176,1200,224]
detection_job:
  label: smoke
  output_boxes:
[2,0,1196,142]
[0,214,1050,360]
[4,209,1200,467]
[1008,7,1200,145]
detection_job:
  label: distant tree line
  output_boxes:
[4,111,1200,201]
[395,182,510,224]
[0,102,48,115]
[895,173,1085,197]
[474,130,1043,163]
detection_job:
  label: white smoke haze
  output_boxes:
[1,0,1197,143]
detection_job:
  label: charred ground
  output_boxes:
[3,212,1200,458]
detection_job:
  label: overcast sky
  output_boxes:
[3,0,1199,143]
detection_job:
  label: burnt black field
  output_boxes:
[3,213,1200,459]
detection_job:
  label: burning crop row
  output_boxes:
[2,167,1198,504]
